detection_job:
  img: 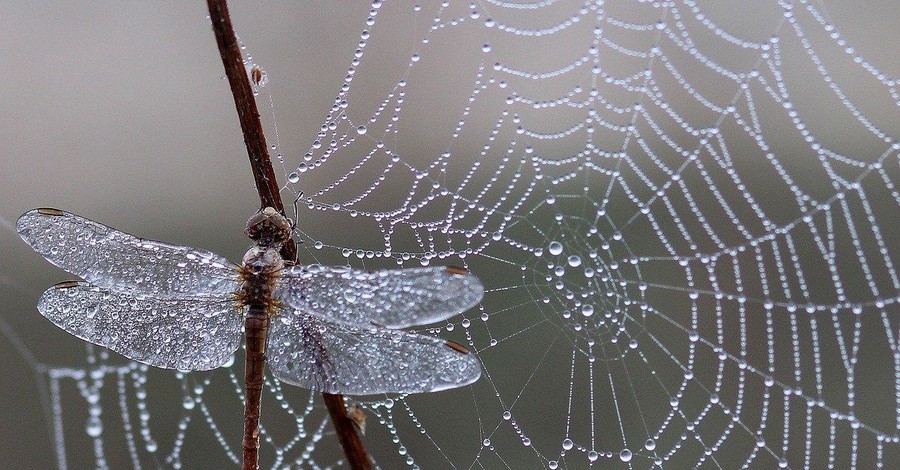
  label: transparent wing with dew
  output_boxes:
[274,265,484,329]
[38,281,242,370]
[267,307,481,395]
[17,208,240,298]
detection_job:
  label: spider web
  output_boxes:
[3,0,899,468]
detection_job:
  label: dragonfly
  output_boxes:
[17,207,483,470]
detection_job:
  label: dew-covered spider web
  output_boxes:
[3,0,899,468]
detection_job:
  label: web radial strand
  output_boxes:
[17,1,898,469]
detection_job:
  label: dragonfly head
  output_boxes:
[245,206,292,248]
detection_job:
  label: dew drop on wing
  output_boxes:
[221,355,235,368]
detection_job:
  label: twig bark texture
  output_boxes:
[205,1,372,469]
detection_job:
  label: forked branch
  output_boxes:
[205,1,372,468]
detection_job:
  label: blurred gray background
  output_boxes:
[1,1,898,468]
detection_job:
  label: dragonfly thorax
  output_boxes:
[241,246,284,275]
[245,206,291,248]
[238,246,283,307]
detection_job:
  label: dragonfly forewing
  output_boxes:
[39,281,243,370]
[274,265,484,329]
[17,208,240,299]
[267,307,482,395]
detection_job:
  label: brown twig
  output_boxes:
[323,393,374,468]
[205,1,372,469]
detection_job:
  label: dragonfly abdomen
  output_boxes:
[242,304,269,470]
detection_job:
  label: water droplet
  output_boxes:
[619,448,632,462]
[357,125,367,135]
[287,172,300,183]
[562,438,574,450]
[567,255,582,267]
[548,241,563,256]
[86,417,103,437]
[645,438,656,450]
[581,305,594,317]
[481,43,492,52]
